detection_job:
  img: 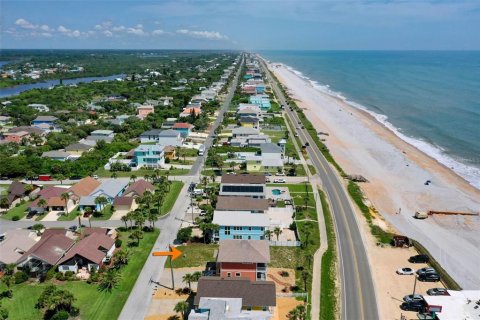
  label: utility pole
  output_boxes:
[412,274,417,297]
[169,254,175,290]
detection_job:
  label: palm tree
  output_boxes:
[130,230,143,245]
[173,301,188,320]
[264,229,273,241]
[95,196,108,213]
[190,271,202,289]
[113,249,130,267]
[210,173,216,183]
[60,192,70,214]
[121,215,129,229]
[37,198,48,213]
[99,269,121,292]
[126,212,134,229]
[273,226,282,241]
[130,174,137,182]
[134,213,145,229]
[77,208,85,229]
[182,273,194,290]
[111,172,118,179]
[301,270,310,292]
[0,197,9,209]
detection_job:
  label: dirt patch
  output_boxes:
[276,297,304,320]
[268,268,296,292]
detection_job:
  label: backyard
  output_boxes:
[1,201,30,220]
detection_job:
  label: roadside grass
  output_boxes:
[90,205,113,221]
[57,206,80,221]
[282,183,313,193]
[318,189,338,320]
[347,181,393,244]
[162,181,184,215]
[308,164,316,175]
[0,228,159,320]
[269,247,303,269]
[168,243,218,268]
[1,201,30,220]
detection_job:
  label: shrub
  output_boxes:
[13,271,28,284]
[51,310,69,320]
[115,239,122,248]
[45,268,56,281]
[279,270,289,277]
[11,215,20,221]
[55,272,65,281]
[176,227,193,243]
[64,271,75,280]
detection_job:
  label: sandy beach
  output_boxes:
[268,62,480,289]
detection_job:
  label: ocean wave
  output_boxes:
[277,62,480,190]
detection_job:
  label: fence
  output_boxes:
[269,240,301,247]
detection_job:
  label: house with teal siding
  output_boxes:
[249,95,271,111]
[212,211,269,241]
[134,144,165,168]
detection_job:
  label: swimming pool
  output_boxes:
[272,189,282,195]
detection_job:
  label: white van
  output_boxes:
[198,145,205,156]
[415,211,428,219]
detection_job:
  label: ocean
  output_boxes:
[259,51,480,189]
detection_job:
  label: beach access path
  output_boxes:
[261,58,379,320]
[269,61,480,290]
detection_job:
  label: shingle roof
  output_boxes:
[194,277,276,307]
[68,177,101,197]
[90,179,128,198]
[17,232,75,265]
[260,143,282,154]
[217,240,270,264]
[173,122,193,129]
[58,232,115,265]
[140,129,162,136]
[0,229,38,264]
[33,116,57,122]
[158,129,180,137]
[221,174,266,184]
[42,151,70,159]
[113,196,134,206]
[65,143,92,152]
[216,196,269,211]
[123,179,155,197]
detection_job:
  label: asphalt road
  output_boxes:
[260,58,379,320]
[118,56,244,320]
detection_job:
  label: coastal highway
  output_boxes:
[260,58,379,320]
[119,56,244,320]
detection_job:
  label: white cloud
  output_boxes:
[57,25,71,33]
[103,30,113,37]
[152,29,167,35]
[176,29,228,40]
[15,18,36,29]
[127,26,147,36]
[112,26,125,32]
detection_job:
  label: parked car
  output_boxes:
[403,294,424,303]
[401,300,426,312]
[264,172,272,176]
[199,210,207,216]
[396,267,415,275]
[68,225,78,231]
[416,267,436,276]
[273,178,286,183]
[294,133,299,137]
[92,175,99,179]
[427,288,449,296]
[419,273,441,282]
[275,172,286,176]
[266,178,271,183]
[409,254,429,263]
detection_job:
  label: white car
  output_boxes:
[275,172,286,176]
[396,267,415,275]
[273,178,286,183]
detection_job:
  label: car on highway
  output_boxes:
[396,267,415,275]
[409,254,429,263]
[273,178,286,183]
[304,142,310,147]
[401,300,426,312]
[427,288,449,296]
[419,273,441,282]
[403,294,424,303]
[298,121,301,125]
[294,133,299,137]
[301,126,305,129]
[416,267,436,276]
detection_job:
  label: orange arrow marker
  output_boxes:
[152,246,182,260]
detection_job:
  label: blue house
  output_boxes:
[212,211,269,241]
[79,179,128,211]
[255,85,266,94]
[31,116,58,128]
[249,95,271,111]
[172,122,193,138]
[134,144,165,168]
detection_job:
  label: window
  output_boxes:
[233,235,242,239]
[227,272,231,277]
[260,227,265,231]
[247,236,251,240]
[233,226,242,231]
[224,226,231,235]
[248,227,252,231]
[235,272,241,277]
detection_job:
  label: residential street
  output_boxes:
[118,56,244,320]
[261,58,379,320]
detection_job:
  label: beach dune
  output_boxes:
[269,62,480,289]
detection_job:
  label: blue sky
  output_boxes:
[1,0,480,50]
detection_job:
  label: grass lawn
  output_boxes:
[168,243,218,268]
[0,228,160,320]
[57,206,80,221]
[1,201,30,220]
[269,247,303,269]
[161,181,184,215]
[308,164,317,175]
[95,167,189,178]
[178,148,199,157]
[90,205,113,221]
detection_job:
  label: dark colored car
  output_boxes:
[419,273,441,282]
[409,254,429,263]
[401,300,426,312]
[427,288,449,296]
[417,267,436,276]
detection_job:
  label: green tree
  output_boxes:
[60,192,70,214]
[264,229,273,241]
[36,285,77,319]
[273,226,282,241]
[38,198,48,212]
[182,273,194,290]
[129,230,143,245]
[113,249,130,267]
[99,269,121,292]
[121,215,129,229]
[287,305,306,320]
[0,305,8,320]
[0,197,9,209]
[173,301,188,320]
[130,174,137,182]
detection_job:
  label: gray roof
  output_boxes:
[261,158,284,167]
[65,143,92,151]
[194,277,276,307]
[140,129,162,136]
[216,196,269,211]
[33,116,57,121]
[0,229,39,264]
[79,196,96,206]
[212,211,269,227]
[41,151,70,159]
[217,240,270,263]
[90,179,129,198]
[261,143,282,154]
[158,129,180,137]
[232,127,259,135]
[221,174,265,184]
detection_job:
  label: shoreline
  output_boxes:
[268,61,480,289]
